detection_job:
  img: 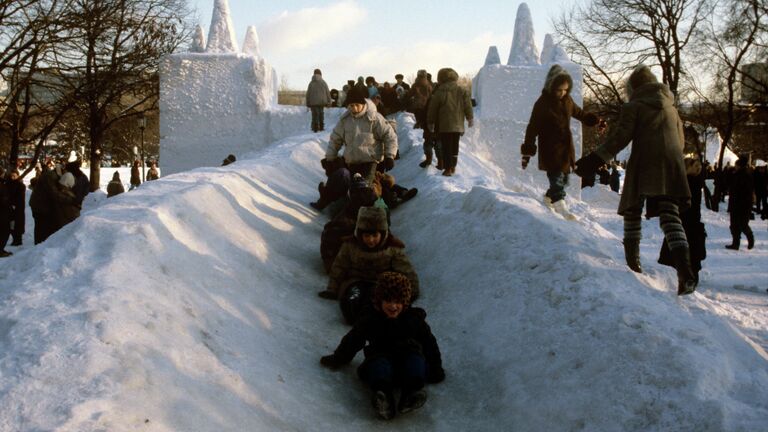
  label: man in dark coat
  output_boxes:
[130,160,141,190]
[576,65,696,295]
[0,170,12,257]
[29,164,62,244]
[107,171,125,197]
[521,64,602,217]
[725,155,755,250]
[8,169,26,246]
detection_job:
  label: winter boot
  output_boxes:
[671,247,697,296]
[372,389,396,420]
[310,182,329,210]
[746,228,755,250]
[398,389,427,414]
[418,154,432,168]
[400,188,418,202]
[725,227,740,250]
[435,157,444,170]
[623,239,642,273]
[552,199,576,220]
[442,167,452,177]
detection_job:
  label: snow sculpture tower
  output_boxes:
[206,0,238,53]
[473,3,583,197]
[484,46,501,66]
[242,26,261,57]
[190,25,206,53]
[507,3,539,66]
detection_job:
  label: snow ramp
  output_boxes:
[0,113,766,431]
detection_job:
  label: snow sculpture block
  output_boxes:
[540,34,569,65]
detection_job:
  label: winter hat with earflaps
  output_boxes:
[373,272,412,307]
[354,206,388,238]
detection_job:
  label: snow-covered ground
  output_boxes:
[1,112,766,431]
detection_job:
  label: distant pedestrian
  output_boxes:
[725,155,755,250]
[107,172,125,197]
[130,160,141,190]
[609,165,621,193]
[147,161,160,181]
[221,154,236,166]
[306,68,331,132]
[0,169,12,257]
[427,68,474,177]
[8,169,26,246]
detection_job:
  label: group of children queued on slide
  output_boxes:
[310,62,698,421]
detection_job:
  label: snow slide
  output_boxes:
[0,113,766,431]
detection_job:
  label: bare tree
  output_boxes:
[554,0,711,113]
[51,0,192,190]
[686,0,765,167]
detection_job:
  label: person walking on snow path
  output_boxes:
[521,64,604,219]
[427,68,474,177]
[725,155,755,251]
[575,65,697,296]
[306,68,331,133]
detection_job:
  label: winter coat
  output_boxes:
[327,99,398,165]
[427,68,473,134]
[523,66,599,174]
[29,168,60,216]
[130,165,141,186]
[727,167,754,226]
[9,178,26,220]
[107,179,125,197]
[594,67,690,217]
[306,74,331,107]
[327,233,419,300]
[147,167,160,181]
[405,77,432,114]
[330,306,443,379]
[55,184,80,227]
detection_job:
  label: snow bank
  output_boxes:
[1,112,766,431]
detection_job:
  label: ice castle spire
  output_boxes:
[206,0,239,53]
[242,26,261,57]
[540,34,570,64]
[190,25,206,53]
[507,3,540,65]
[484,46,501,66]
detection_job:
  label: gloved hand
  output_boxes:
[522,155,531,169]
[426,366,445,383]
[320,354,344,370]
[574,152,605,179]
[383,157,395,171]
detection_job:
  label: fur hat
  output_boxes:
[627,65,658,96]
[373,272,412,306]
[346,86,368,106]
[436,68,459,84]
[543,64,572,95]
[314,68,322,75]
[354,206,388,236]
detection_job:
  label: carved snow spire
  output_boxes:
[484,46,501,66]
[540,34,570,64]
[190,25,206,53]
[206,0,239,53]
[242,26,261,57]
[507,3,540,65]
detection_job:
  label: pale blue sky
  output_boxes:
[188,0,572,89]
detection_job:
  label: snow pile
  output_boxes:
[1,111,767,431]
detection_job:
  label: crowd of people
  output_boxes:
[0,157,160,257]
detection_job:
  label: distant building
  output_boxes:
[741,63,768,104]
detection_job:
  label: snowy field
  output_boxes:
[1,112,767,431]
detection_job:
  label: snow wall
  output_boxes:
[160,53,343,175]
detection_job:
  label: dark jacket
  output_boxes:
[659,170,707,271]
[107,175,125,197]
[130,165,141,186]
[594,66,690,217]
[330,306,443,378]
[29,168,59,215]
[306,74,331,107]
[728,166,754,225]
[523,65,599,174]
